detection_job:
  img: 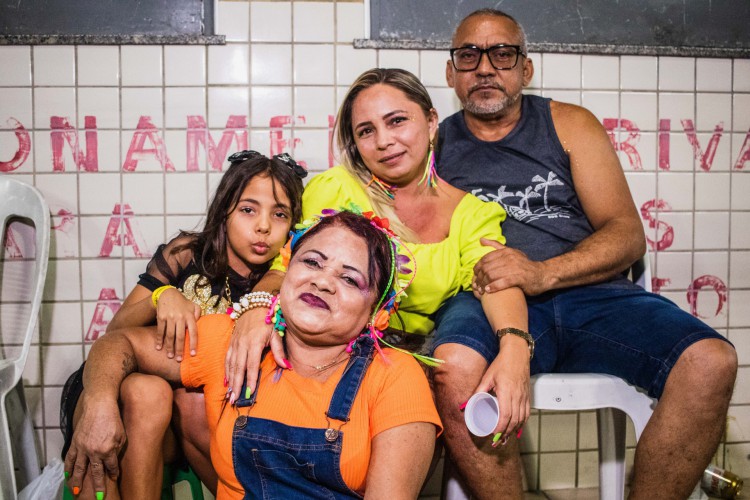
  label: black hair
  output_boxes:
[175,154,304,282]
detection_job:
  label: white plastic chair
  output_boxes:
[444,255,694,500]
[526,255,655,499]
[0,177,50,499]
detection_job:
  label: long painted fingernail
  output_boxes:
[72,486,80,495]
[516,427,524,439]
[459,400,468,411]
[229,392,236,405]
[96,492,105,500]
[223,376,228,387]
[64,471,69,479]
[283,359,293,370]
[492,432,503,444]
[245,387,252,399]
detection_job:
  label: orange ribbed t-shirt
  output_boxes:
[181,314,442,500]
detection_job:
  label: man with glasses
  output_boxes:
[431,8,737,499]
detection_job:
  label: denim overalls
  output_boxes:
[232,336,375,499]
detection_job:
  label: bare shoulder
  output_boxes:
[550,101,603,136]
[550,101,613,159]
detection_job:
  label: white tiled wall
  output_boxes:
[1,0,748,491]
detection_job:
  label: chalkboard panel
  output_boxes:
[0,0,215,40]
[365,0,750,58]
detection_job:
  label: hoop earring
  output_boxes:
[418,138,438,188]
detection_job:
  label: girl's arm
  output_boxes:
[108,239,203,359]
[364,422,436,499]
[105,284,157,332]
[474,286,531,444]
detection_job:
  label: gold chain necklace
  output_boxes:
[299,351,350,372]
[224,275,232,302]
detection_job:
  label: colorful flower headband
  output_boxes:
[280,203,442,367]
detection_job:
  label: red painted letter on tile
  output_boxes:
[269,116,306,167]
[733,128,750,170]
[50,116,99,172]
[650,276,671,294]
[658,119,671,171]
[99,203,151,258]
[0,118,31,172]
[640,199,674,251]
[186,115,248,171]
[681,120,723,172]
[687,275,727,319]
[603,118,642,170]
[122,116,175,172]
[3,227,23,259]
[85,288,122,342]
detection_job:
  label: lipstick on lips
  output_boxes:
[300,292,330,310]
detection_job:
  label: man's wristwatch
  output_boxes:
[496,327,535,360]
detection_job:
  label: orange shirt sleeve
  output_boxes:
[367,351,443,438]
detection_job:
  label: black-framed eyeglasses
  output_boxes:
[227,150,307,178]
[450,44,525,72]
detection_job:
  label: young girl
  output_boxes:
[61,151,305,499]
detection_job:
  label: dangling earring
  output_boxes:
[367,174,396,200]
[265,295,286,337]
[418,138,438,188]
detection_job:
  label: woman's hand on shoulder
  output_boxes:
[225,307,287,400]
[153,287,201,361]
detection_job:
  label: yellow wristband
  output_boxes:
[151,285,176,308]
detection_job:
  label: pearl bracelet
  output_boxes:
[228,291,275,320]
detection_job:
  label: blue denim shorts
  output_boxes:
[430,285,731,399]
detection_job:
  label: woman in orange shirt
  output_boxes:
[66,210,442,499]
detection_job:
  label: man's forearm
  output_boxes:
[82,331,138,404]
[541,216,646,291]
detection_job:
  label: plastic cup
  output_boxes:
[464,391,500,437]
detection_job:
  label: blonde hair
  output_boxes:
[334,68,436,243]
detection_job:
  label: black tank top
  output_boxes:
[437,95,595,262]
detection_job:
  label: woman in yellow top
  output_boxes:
[227,68,532,446]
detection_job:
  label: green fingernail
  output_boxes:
[96,492,104,500]
[245,387,252,399]
[64,471,69,479]
[492,432,503,443]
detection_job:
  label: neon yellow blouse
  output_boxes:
[300,166,506,335]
